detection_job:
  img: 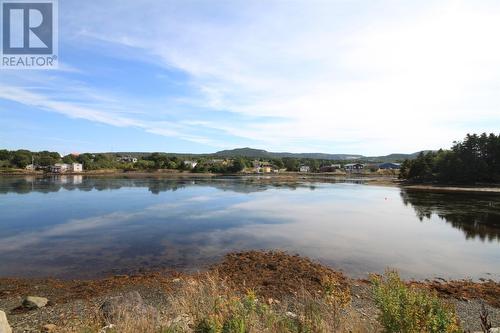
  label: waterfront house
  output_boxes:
[70,163,83,172]
[184,160,198,168]
[50,163,83,173]
[344,163,364,172]
[378,162,401,170]
[261,166,272,173]
[51,163,69,173]
[299,165,310,172]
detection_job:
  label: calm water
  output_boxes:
[0,176,499,280]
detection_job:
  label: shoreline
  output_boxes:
[0,251,499,332]
[3,170,500,193]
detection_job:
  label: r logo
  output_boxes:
[2,1,53,54]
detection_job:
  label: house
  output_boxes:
[210,159,228,165]
[319,164,341,172]
[184,160,198,168]
[118,156,138,163]
[378,162,401,170]
[51,163,69,173]
[299,165,310,173]
[70,163,83,172]
[344,163,364,172]
[50,163,83,173]
[261,166,272,173]
[25,164,35,171]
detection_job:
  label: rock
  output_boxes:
[99,324,115,333]
[22,296,48,309]
[0,310,12,333]
[42,324,57,332]
[99,291,158,325]
[473,328,500,333]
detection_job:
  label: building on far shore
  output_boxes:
[183,160,198,169]
[344,163,364,173]
[118,156,138,163]
[378,162,401,170]
[261,166,272,173]
[71,163,83,172]
[50,163,83,173]
[51,163,69,173]
[299,165,311,173]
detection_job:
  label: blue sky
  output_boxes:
[1,0,500,156]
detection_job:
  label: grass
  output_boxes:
[61,269,466,333]
[371,270,462,333]
[68,271,361,333]
[162,272,350,333]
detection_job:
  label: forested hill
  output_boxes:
[214,147,421,162]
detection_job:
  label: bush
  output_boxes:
[371,270,461,333]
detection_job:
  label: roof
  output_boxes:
[379,162,401,168]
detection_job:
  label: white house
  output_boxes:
[51,163,70,173]
[118,156,138,163]
[50,163,83,173]
[184,160,198,168]
[299,165,310,172]
[70,163,83,172]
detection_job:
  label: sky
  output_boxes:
[1,0,500,156]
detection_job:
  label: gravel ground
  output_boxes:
[351,282,500,332]
[1,251,499,332]
[2,281,498,332]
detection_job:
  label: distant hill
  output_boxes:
[214,147,362,160]
[214,148,422,162]
[98,148,425,163]
[359,152,425,163]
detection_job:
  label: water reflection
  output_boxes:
[0,176,317,195]
[400,189,500,242]
[0,176,499,280]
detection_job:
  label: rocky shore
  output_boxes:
[0,251,499,332]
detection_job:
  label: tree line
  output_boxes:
[0,149,361,173]
[399,133,500,184]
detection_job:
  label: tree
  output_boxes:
[37,151,60,166]
[62,154,77,163]
[0,150,11,161]
[400,133,500,184]
[283,158,299,172]
[230,158,246,173]
[11,150,31,168]
[272,158,284,169]
[135,159,155,170]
